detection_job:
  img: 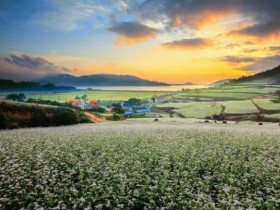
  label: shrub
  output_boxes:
[31,108,50,127]
[106,113,125,121]
[53,108,79,126]
[87,107,106,113]
[0,112,9,129]
[111,103,124,114]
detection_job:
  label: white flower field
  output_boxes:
[1,119,280,209]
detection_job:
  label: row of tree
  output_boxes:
[5,93,26,101]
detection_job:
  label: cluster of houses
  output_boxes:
[66,96,170,116]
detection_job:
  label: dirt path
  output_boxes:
[253,94,277,99]
[84,112,110,123]
[251,99,267,114]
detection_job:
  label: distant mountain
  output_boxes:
[0,79,76,91]
[233,65,280,84]
[210,79,231,86]
[34,74,169,86]
[170,82,195,85]
[210,65,280,86]
[184,82,195,85]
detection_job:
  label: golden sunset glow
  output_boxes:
[0,0,279,83]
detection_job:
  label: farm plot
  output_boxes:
[253,99,280,111]
[1,119,280,209]
[0,90,168,102]
[174,85,279,100]
[158,100,258,118]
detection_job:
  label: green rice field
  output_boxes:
[174,85,280,100]
[158,100,260,118]
[0,90,169,102]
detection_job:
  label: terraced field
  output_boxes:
[1,119,280,209]
[174,85,280,100]
[254,99,280,111]
[158,100,259,118]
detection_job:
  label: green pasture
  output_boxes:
[253,99,280,111]
[174,84,280,100]
[0,90,169,102]
[158,100,259,118]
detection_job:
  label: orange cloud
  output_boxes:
[108,21,157,46]
[114,36,155,46]
[227,22,280,41]
[172,10,234,29]
[162,38,212,50]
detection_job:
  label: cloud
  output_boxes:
[231,19,280,38]
[244,55,280,71]
[108,21,157,45]
[162,38,212,49]
[37,1,108,31]
[220,56,256,63]
[243,48,259,53]
[0,54,74,81]
[136,0,280,37]
[225,44,240,49]
[268,46,280,52]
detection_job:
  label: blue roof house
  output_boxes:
[123,103,134,110]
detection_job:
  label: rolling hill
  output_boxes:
[34,74,169,87]
[233,65,280,84]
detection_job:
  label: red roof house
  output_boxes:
[66,100,81,108]
[89,100,100,108]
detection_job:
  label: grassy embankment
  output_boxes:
[174,83,279,100]
[159,82,280,120]
[0,101,90,129]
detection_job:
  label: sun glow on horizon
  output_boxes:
[0,0,279,83]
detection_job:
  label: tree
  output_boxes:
[81,95,88,103]
[5,93,26,101]
[6,93,20,101]
[53,108,78,126]
[75,96,81,102]
[18,93,26,101]
[127,98,141,105]
[151,96,156,103]
[111,103,124,114]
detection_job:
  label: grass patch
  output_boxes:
[158,100,259,118]
[0,90,169,102]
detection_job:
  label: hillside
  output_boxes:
[233,65,280,84]
[0,101,89,129]
[34,74,169,86]
[210,79,231,86]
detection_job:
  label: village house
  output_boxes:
[66,100,81,108]
[123,103,152,116]
[66,100,100,109]
[89,100,100,108]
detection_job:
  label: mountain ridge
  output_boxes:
[232,65,280,84]
[210,65,280,85]
[33,74,169,86]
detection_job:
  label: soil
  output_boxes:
[84,112,110,123]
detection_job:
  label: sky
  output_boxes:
[0,0,279,84]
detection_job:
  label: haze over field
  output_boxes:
[0,0,279,83]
